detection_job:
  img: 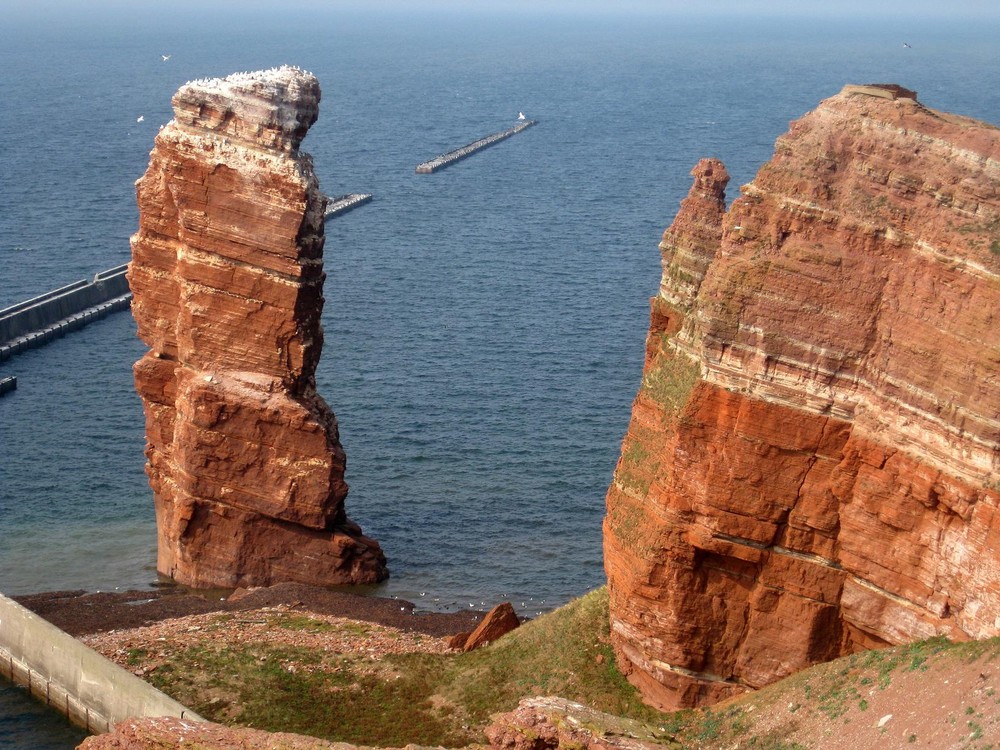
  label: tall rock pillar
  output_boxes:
[128,67,387,588]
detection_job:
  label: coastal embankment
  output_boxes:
[324,193,373,219]
[0,591,199,734]
[0,264,131,363]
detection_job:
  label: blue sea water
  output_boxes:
[2,3,999,746]
[0,683,86,750]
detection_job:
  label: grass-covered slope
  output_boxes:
[144,587,670,747]
[137,588,1000,749]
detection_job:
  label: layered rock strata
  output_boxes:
[604,84,1000,709]
[129,67,386,589]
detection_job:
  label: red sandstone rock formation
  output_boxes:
[79,716,348,750]
[604,84,1000,709]
[485,696,662,750]
[455,601,521,651]
[129,67,386,589]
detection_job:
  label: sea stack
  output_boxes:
[128,67,387,589]
[604,84,1000,709]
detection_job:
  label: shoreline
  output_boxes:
[13,582,487,639]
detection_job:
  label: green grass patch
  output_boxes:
[957,215,1000,258]
[145,588,687,747]
[271,614,371,635]
[854,636,951,689]
[605,497,644,551]
[816,680,860,720]
[152,644,465,746]
[125,648,148,666]
[615,433,656,496]
[439,588,675,729]
[640,344,700,417]
[969,719,984,740]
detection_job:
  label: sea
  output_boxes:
[2,2,998,746]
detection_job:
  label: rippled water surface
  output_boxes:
[0,682,87,749]
[2,5,998,745]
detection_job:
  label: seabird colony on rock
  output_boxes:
[184,65,313,91]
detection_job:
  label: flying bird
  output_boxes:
[161,54,171,61]
[136,115,144,123]
[902,42,912,48]
[517,111,526,120]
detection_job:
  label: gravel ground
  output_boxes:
[14,582,485,638]
[81,604,456,680]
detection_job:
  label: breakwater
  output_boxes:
[0,376,16,397]
[0,593,201,734]
[0,264,131,362]
[325,192,373,219]
[415,119,537,174]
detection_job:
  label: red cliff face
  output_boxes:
[129,67,387,589]
[604,84,1000,709]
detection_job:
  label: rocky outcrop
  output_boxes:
[128,67,386,589]
[604,84,1000,709]
[485,696,665,750]
[78,716,355,750]
[451,601,521,651]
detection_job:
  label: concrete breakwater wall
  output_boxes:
[0,264,131,362]
[0,593,200,734]
[416,119,537,174]
[324,192,373,219]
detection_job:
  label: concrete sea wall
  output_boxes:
[0,593,200,734]
[0,264,132,362]
[324,192,373,219]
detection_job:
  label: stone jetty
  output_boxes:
[416,119,536,173]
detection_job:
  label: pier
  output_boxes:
[416,119,537,174]
[0,264,132,363]
[324,193,373,219]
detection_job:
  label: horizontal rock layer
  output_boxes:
[604,84,1000,709]
[129,67,386,589]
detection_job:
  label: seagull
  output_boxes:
[517,111,526,120]
[902,42,911,48]
[136,115,144,123]
[161,54,171,61]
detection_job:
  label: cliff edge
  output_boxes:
[128,67,387,589]
[604,84,1000,709]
